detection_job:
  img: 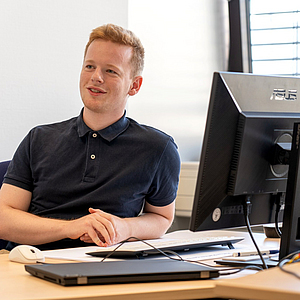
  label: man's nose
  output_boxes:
[91,69,104,83]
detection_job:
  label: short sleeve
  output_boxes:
[3,131,33,191]
[145,137,181,207]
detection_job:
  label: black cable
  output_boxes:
[98,236,261,276]
[220,265,263,276]
[99,237,185,263]
[274,193,284,237]
[243,196,268,270]
[278,259,300,279]
[274,208,282,237]
[279,250,300,263]
[277,251,300,280]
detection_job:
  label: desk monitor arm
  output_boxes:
[280,122,300,260]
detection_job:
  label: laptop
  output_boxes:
[25,259,219,286]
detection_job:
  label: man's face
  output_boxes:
[80,39,137,117]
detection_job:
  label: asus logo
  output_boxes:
[270,89,297,101]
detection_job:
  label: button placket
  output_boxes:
[83,132,100,182]
[90,132,98,160]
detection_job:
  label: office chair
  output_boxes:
[0,160,10,249]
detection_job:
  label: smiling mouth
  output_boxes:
[88,88,106,94]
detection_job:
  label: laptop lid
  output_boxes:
[25,259,219,286]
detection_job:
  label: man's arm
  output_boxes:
[0,182,175,247]
[0,183,117,247]
[80,201,175,245]
[0,183,67,244]
[128,201,175,239]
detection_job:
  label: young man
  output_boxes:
[0,24,181,250]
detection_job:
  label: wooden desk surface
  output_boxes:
[0,231,281,300]
[215,261,300,300]
[0,254,217,300]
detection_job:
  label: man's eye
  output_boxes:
[107,69,117,74]
[85,65,94,69]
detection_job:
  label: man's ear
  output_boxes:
[128,76,143,96]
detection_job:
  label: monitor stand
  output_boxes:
[279,122,300,260]
[217,122,300,268]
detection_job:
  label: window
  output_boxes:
[250,0,300,76]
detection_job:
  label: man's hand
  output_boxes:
[68,208,130,247]
[77,202,175,247]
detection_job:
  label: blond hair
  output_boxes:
[84,24,145,77]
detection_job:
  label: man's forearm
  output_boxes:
[124,212,173,241]
[0,206,70,245]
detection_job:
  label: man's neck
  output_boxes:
[82,108,124,131]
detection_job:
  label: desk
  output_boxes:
[0,231,280,300]
[215,261,300,300]
[0,254,217,300]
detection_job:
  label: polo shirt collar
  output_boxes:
[77,109,130,142]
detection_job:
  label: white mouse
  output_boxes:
[9,245,45,264]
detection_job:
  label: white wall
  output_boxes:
[128,0,229,161]
[0,0,229,163]
[0,0,128,161]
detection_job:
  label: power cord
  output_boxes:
[99,236,262,276]
[219,264,263,276]
[278,251,300,280]
[243,196,268,269]
[99,237,184,263]
[274,192,284,237]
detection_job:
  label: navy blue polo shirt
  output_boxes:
[4,110,181,250]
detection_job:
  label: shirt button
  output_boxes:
[92,133,97,138]
[91,154,96,160]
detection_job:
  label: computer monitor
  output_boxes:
[189,71,300,259]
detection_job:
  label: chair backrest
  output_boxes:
[0,160,10,249]
[0,160,10,188]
